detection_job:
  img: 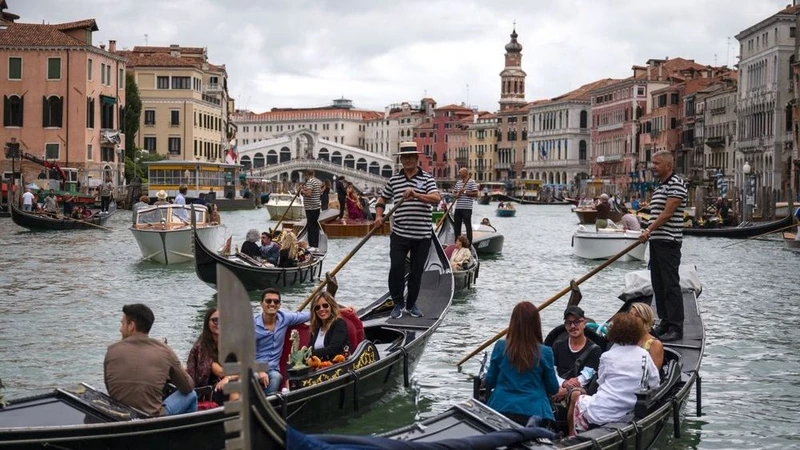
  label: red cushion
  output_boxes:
[197,401,219,411]
[444,244,457,259]
[339,309,365,352]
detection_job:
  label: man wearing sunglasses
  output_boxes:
[254,288,310,394]
[551,306,601,401]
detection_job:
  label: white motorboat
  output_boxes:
[572,226,647,261]
[265,193,305,221]
[470,220,504,255]
[130,204,223,264]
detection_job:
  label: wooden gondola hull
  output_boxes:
[321,220,391,238]
[784,231,800,250]
[10,198,114,231]
[682,214,793,238]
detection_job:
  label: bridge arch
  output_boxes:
[356,157,368,172]
[266,150,277,165]
[344,154,355,169]
[381,165,393,178]
[331,151,342,165]
[368,161,380,175]
[253,152,265,168]
[241,155,252,170]
[280,147,291,163]
[318,147,330,162]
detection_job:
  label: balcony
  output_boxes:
[705,136,725,147]
[495,162,511,170]
[710,107,726,115]
[100,129,123,145]
[597,122,624,132]
[204,83,222,93]
[596,154,623,163]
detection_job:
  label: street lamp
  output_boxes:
[742,161,752,221]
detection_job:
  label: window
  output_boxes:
[47,58,61,80]
[100,63,106,84]
[141,109,154,126]
[87,144,93,161]
[101,99,114,129]
[157,76,169,89]
[3,95,24,127]
[106,65,111,86]
[792,27,797,38]
[143,136,157,153]
[86,97,95,128]
[171,76,190,89]
[101,147,115,162]
[670,93,679,105]
[42,95,63,127]
[45,143,59,159]
[170,110,180,126]
[118,68,124,87]
[87,58,93,81]
[168,137,181,155]
[8,57,22,80]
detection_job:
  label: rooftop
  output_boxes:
[0,19,98,46]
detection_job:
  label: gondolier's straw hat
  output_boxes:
[396,141,422,156]
[156,190,168,200]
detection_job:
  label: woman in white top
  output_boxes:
[449,235,472,271]
[309,292,349,361]
[568,312,660,435]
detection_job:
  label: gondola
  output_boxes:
[193,223,328,290]
[783,231,800,250]
[436,213,479,291]
[0,234,454,448]
[477,194,491,205]
[682,214,794,238]
[9,195,115,231]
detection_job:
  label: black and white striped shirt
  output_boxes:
[302,177,322,211]
[380,168,438,240]
[453,178,478,210]
[648,173,687,241]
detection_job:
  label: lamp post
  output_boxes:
[742,161,752,221]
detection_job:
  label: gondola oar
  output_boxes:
[455,239,644,370]
[434,190,459,234]
[296,198,406,312]
[271,189,302,235]
[721,220,799,249]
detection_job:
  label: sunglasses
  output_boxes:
[210,317,219,325]
[262,298,281,305]
[564,319,583,327]
[314,303,330,311]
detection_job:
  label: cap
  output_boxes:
[564,306,585,320]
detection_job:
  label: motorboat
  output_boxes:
[265,193,304,221]
[572,225,647,261]
[130,204,223,264]
[471,220,504,255]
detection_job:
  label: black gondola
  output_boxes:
[193,225,328,290]
[9,195,115,231]
[435,213,478,291]
[682,213,793,238]
[0,235,454,448]
[477,194,491,205]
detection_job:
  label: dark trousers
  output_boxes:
[305,209,321,248]
[100,196,111,212]
[337,196,346,219]
[649,239,683,333]
[453,208,473,244]
[389,234,431,309]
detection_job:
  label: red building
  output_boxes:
[424,104,474,182]
[413,121,434,173]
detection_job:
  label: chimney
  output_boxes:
[170,44,180,57]
[99,44,106,50]
[109,40,116,53]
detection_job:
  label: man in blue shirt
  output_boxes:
[255,288,309,393]
[259,232,281,265]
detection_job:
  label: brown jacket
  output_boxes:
[104,334,194,416]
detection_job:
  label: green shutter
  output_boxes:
[42,96,48,126]
[18,95,24,127]
[3,95,8,127]
[47,58,61,79]
[8,57,22,79]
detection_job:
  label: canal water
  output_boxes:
[0,203,797,449]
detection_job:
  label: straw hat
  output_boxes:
[396,141,422,156]
[156,190,168,200]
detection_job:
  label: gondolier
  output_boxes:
[638,150,687,342]
[453,168,478,244]
[300,169,322,249]
[374,141,441,319]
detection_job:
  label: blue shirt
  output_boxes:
[484,340,559,420]
[255,310,310,371]
[259,242,280,265]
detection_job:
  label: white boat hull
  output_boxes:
[266,204,305,221]
[572,228,648,261]
[131,225,223,264]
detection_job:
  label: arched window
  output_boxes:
[3,94,24,127]
[381,164,394,177]
[369,161,380,174]
[344,154,355,169]
[331,151,342,165]
[43,95,63,128]
[356,157,368,172]
[318,147,330,161]
[579,110,588,129]
[240,155,252,170]
[279,146,291,162]
[256,152,268,167]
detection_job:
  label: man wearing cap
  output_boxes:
[300,169,322,249]
[552,306,602,401]
[453,168,479,244]
[374,142,441,319]
[595,194,611,229]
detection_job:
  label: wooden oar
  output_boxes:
[455,239,644,369]
[296,198,405,312]
[272,189,302,234]
[721,220,799,249]
[52,212,114,231]
[434,190,460,233]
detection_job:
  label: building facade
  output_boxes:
[0,8,126,186]
[425,104,475,182]
[466,113,498,182]
[496,27,529,181]
[365,99,435,159]
[118,45,233,163]
[696,76,739,196]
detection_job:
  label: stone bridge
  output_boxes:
[246,159,390,189]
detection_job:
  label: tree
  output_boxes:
[126,149,166,183]
[124,72,142,182]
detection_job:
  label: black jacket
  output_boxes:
[335,179,346,200]
[309,317,349,361]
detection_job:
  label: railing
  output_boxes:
[597,122,624,132]
[204,83,222,92]
[246,159,389,185]
[525,159,589,168]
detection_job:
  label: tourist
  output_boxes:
[104,303,197,416]
[259,232,281,265]
[255,288,310,393]
[241,229,262,258]
[374,141,441,319]
[277,230,299,267]
[309,292,349,361]
[44,189,58,215]
[595,194,611,229]
[453,168,479,244]
[186,308,240,404]
[449,235,472,270]
[21,188,34,212]
[208,203,222,224]
[552,306,602,403]
[618,206,642,231]
[175,185,187,206]
[484,301,559,427]
[71,205,85,220]
[345,183,365,220]
[62,192,75,217]
[628,302,664,368]
[568,313,659,435]
[133,195,150,211]
[335,175,347,220]
[154,190,170,206]
[100,176,113,213]
[321,179,331,211]
[638,149,688,342]
[300,169,322,249]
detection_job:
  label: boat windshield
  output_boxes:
[135,206,206,225]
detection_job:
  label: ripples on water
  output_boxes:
[1,204,798,448]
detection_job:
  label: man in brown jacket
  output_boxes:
[104,304,196,416]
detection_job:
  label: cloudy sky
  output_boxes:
[9,0,794,113]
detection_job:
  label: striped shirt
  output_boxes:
[648,173,687,241]
[302,177,322,211]
[453,178,478,210]
[380,168,438,240]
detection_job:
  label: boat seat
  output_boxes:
[444,244,457,259]
[236,252,263,267]
[339,308,365,352]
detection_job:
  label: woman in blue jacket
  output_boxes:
[484,301,560,427]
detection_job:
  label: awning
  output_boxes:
[100,95,117,105]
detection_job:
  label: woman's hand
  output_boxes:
[258,371,269,388]
[215,376,229,392]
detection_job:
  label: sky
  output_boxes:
[8,0,795,113]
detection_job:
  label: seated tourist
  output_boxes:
[259,232,281,265]
[449,235,472,270]
[618,206,642,231]
[309,292,350,361]
[187,308,240,404]
[552,306,602,403]
[628,302,664,368]
[104,304,197,416]
[345,184,365,220]
[241,228,262,259]
[133,195,150,211]
[255,289,310,393]
[484,301,560,427]
[71,205,84,220]
[297,241,312,263]
[277,231,299,267]
[208,203,222,225]
[568,313,660,435]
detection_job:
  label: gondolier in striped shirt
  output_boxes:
[453,168,479,245]
[374,142,441,319]
[638,150,687,342]
[300,169,322,249]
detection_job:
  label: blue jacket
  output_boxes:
[485,340,559,420]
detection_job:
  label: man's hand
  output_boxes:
[374,214,384,228]
[258,371,269,388]
[403,188,416,200]
[639,228,651,243]
[563,377,581,389]
[552,386,568,402]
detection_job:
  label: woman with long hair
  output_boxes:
[345,183,364,220]
[186,308,239,403]
[629,302,664,368]
[277,231,299,267]
[484,301,559,426]
[309,292,349,361]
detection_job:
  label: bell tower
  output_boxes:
[499,26,527,111]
